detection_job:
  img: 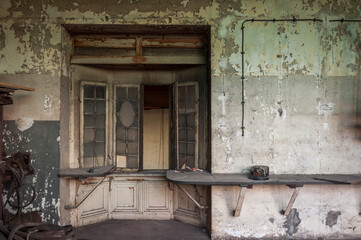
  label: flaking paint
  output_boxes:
[1,0,361,239]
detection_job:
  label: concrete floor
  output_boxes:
[75,220,210,240]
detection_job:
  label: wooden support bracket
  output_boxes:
[65,177,106,209]
[234,186,247,217]
[282,186,302,216]
[176,183,208,210]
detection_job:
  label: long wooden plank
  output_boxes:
[59,165,115,178]
[313,175,361,184]
[0,83,35,91]
[166,170,361,186]
[71,56,206,65]
[142,38,203,48]
[74,38,203,49]
[74,38,136,49]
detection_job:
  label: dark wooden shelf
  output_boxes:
[59,165,115,178]
[166,170,361,186]
[166,170,361,217]
[0,83,35,92]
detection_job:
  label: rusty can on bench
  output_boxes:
[249,165,269,180]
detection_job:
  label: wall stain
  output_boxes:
[283,208,301,236]
[326,210,341,228]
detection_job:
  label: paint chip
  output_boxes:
[16,117,34,131]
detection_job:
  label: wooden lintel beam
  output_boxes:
[74,38,136,49]
[142,38,204,48]
[71,55,206,65]
[0,83,35,92]
[136,37,143,56]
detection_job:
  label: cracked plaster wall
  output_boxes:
[1,0,361,238]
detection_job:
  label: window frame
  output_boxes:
[175,82,199,169]
[79,81,201,171]
[79,81,109,168]
[112,84,141,171]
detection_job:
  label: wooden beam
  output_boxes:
[136,37,143,56]
[0,83,35,91]
[176,183,208,210]
[142,38,203,48]
[71,55,206,65]
[283,187,301,216]
[74,38,136,49]
[234,187,247,217]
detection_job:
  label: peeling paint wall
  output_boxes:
[1,0,361,238]
[3,121,60,224]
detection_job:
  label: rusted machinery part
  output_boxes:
[2,153,36,224]
[6,222,76,240]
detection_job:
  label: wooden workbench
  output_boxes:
[166,170,361,216]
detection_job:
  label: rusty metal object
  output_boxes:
[0,153,78,239]
[1,152,35,224]
[0,222,76,240]
[249,165,269,180]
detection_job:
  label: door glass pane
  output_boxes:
[82,83,106,168]
[96,100,106,114]
[84,85,95,98]
[96,86,105,99]
[127,156,138,169]
[186,85,195,111]
[84,129,95,142]
[128,87,138,100]
[116,142,126,155]
[95,129,105,141]
[84,114,94,127]
[84,100,94,113]
[178,86,186,113]
[128,128,138,141]
[177,83,197,169]
[95,142,105,157]
[116,86,139,169]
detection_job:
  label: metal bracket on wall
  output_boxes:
[281,185,302,216]
[176,183,208,210]
[65,177,106,209]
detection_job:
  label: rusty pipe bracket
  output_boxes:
[65,177,106,209]
[176,183,208,210]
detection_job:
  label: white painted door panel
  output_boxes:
[110,180,141,213]
[144,181,171,212]
[72,176,173,226]
[77,181,109,226]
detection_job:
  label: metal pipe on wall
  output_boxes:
[240,17,323,136]
[329,19,361,22]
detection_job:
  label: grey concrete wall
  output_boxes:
[1,0,360,238]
